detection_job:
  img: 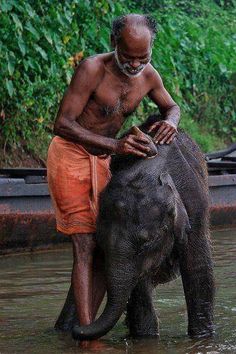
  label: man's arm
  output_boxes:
[147,68,180,144]
[54,58,117,152]
[54,58,150,157]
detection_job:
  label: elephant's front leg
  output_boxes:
[179,229,215,338]
[126,278,159,338]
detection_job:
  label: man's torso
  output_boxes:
[76,52,154,154]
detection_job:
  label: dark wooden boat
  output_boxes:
[1,143,236,255]
[0,168,70,255]
[206,142,236,230]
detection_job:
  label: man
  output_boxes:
[47,13,180,346]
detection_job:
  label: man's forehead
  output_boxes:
[118,25,152,53]
[121,24,151,42]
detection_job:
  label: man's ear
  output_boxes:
[110,34,115,49]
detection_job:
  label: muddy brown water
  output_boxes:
[0,228,235,354]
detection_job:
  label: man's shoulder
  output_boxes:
[144,63,163,88]
[144,63,160,80]
[68,53,113,92]
[76,53,112,77]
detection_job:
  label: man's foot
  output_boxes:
[79,339,111,351]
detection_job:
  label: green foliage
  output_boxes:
[0,0,235,158]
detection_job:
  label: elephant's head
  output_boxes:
[72,168,190,341]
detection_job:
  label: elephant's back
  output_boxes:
[172,130,208,184]
[162,131,210,246]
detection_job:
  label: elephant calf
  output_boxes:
[58,116,215,340]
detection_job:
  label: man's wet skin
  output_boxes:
[53,14,180,347]
[54,19,180,156]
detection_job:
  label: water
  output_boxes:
[0,229,235,354]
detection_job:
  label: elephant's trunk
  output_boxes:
[72,260,138,340]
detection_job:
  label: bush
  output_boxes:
[0,0,235,159]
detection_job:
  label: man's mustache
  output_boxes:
[123,63,146,73]
[114,47,150,77]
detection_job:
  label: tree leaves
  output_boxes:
[11,13,23,31]
[17,36,26,56]
[0,0,235,154]
[0,0,13,12]
[6,79,14,97]
[34,44,48,61]
[6,52,16,75]
[7,60,15,76]
[25,21,40,40]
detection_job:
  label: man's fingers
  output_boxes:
[126,146,147,157]
[166,133,176,144]
[147,122,162,133]
[127,134,150,144]
[154,127,171,143]
[159,130,175,144]
[153,124,167,139]
[132,135,150,144]
[127,140,151,153]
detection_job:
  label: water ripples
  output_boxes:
[0,229,235,353]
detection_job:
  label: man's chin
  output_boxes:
[122,68,143,78]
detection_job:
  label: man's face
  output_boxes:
[114,26,152,78]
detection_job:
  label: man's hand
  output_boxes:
[148,120,177,145]
[115,135,151,157]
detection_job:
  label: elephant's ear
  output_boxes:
[173,195,191,244]
[160,172,191,243]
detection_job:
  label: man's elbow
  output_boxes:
[53,117,69,136]
[53,123,59,135]
[53,122,61,136]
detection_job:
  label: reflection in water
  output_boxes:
[0,229,235,353]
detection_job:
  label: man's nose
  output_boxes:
[130,60,141,68]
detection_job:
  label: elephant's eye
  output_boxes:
[139,229,149,240]
[160,225,168,232]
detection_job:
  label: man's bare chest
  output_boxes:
[91,72,149,117]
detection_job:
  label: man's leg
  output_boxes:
[71,233,96,326]
[71,234,108,349]
[55,240,107,329]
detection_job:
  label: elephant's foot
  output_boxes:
[126,280,159,338]
[129,326,159,338]
[127,311,159,338]
[54,285,78,332]
[188,324,215,339]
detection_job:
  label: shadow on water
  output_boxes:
[0,229,235,353]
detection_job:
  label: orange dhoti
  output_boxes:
[47,136,111,235]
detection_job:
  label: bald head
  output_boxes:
[111,14,157,45]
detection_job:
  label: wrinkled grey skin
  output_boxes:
[56,115,215,341]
